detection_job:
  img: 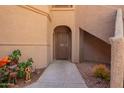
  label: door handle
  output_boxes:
[60,43,64,47]
[59,43,68,47]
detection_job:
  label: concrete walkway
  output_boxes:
[26,60,87,88]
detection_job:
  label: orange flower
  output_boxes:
[0,56,10,67]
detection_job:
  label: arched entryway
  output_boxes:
[53,25,72,61]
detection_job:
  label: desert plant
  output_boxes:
[17,58,33,79]
[26,58,33,67]
[0,66,9,83]
[0,50,34,87]
[17,62,26,78]
[0,83,8,88]
[9,49,21,64]
[93,64,110,81]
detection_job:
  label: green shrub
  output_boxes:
[26,58,33,67]
[9,49,21,63]
[0,67,9,83]
[17,62,26,79]
[17,58,33,79]
[93,64,110,81]
[0,49,33,87]
[0,83,8,88]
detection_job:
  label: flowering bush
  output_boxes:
[0,49,33,88]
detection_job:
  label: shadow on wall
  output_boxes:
[79,28,111,64]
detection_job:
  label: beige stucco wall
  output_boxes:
[50,10,80,63]
[50,6,117,63]
[0,5,50,69]
[80,29,111,63]
[32,5,50,13]
[0,5,123,69]
[47,13,52,64]
[75,5,117,63]
[75,5,116,44]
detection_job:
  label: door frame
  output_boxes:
[53,25,72,61]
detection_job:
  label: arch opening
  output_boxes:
[53,25,72,61]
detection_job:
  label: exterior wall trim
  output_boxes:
[0,43,49,46]
[51,8,75,11]
[17,5,51,21]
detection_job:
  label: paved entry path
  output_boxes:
[26,60,87,88]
